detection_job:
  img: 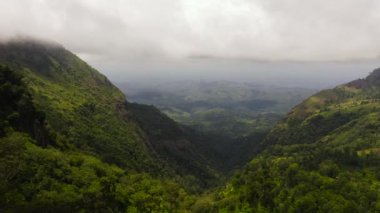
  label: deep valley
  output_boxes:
[1,39,380,212]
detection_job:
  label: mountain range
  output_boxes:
[0,39,379,212]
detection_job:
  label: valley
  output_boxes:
[2,0,380,212]
[117,81,315,170]
[116,81,315,138]
[0,39,379,212]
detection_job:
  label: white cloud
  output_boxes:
[0,0,379,63]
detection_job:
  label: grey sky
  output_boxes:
[0,0,379,87]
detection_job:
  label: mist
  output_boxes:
[1,0,379,88]
[106,59,379,89]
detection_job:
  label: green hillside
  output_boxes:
[0,39,221,211]
[0,65,200,212]
[2,38,380,212]
[0,39,221,180]
[0,40,161,172]
[204,68,380,212]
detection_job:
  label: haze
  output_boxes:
[1,0,379,88]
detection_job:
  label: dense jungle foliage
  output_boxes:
[200,68,380,212]
[1,39,380,212]
[0,40,217,212]
[0,65,205,212]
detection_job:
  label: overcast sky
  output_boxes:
[1,0,380,87]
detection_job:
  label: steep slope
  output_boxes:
[0,39,154,170]
[125,102,222,188]
[263,67,380,148]
[206,68,380,212]
[0,65,197,212]
[0,39,218,186]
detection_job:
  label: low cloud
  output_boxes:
[1,0,379,63]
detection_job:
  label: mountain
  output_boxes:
[204,68,380,212]
[0,40,160,171]
[0,39,220,211]
[0,39,221,179]
[2,38,379,212]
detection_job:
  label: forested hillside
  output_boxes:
[0,39,219,212]
[204,68,380,212]
[0,39,223,181]
[0,65,203,211]
[1,39,380,212]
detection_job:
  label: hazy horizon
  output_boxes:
[108,60,379,89]
[1,0,380,89]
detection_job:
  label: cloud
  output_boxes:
[0,0,379,64]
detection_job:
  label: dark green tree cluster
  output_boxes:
[0,65,44,138]
[0,131,195,212]
[210,151,380,212]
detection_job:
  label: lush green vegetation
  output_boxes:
[0,64,200,212]
[118,81,314,170]
[1,40,154,170]
[0,40,223,184]
[0,132,196,212]
[118,81,314,138]
[199,69,380,212]
[2,39,380,212]
[0,40,221,212]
